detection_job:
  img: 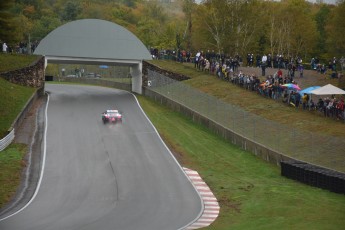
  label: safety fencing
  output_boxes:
[0,129,15,152]
[146,69,345,174]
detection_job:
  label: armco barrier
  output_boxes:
[0,129,15,151]
[281,161,345,194]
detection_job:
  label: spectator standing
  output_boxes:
[256,54,261,67]
[332,57,337,71]
[261,54,267,76]
[302,93,308,110]
[267,54,272,68]
[195,51,201,68]
[340,56,345,72]
[2,42,7,53]
[310,58,316,70]
[295,92,301,108]
[299,64,304,78]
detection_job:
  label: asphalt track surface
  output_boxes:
[0,84,202,230]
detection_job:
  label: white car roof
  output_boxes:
[106,110,118,113]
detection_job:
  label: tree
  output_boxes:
[314,4,331,56]
[326,0,345,58]
[263,0,317,58]
[31,16,61,41]
[194,0,262,57]
[0,0,19,43]
[182,0,194,51]
[194,0,229,54]
[61,1,81,21]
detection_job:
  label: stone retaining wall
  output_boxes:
[0,56,45,90]
[142,61,190,87]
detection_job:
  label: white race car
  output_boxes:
[102,110,122,124]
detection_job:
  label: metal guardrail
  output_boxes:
[0,129,15,151]
[147,69,345,173]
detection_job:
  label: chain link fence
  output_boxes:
[147,69,345,173]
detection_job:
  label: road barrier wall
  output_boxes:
[60,78,131,91]
[281,161,345,194]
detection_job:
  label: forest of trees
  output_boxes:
[0,0,344,62]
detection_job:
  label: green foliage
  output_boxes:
[0,0,20,42]
[0,0,343,60]
[326,1,345,59]
[31,16,61,40]
[314,4,331,55]
[142,1,167,24]
[136,18,160,47]
[60,1,81,21]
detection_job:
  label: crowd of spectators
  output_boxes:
[150,47,344,77]
[150,48,345,121]
[1,40,39,54]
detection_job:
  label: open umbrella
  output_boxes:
[282,83,301,91]
[299,86,320,96]
[99,65,109,69]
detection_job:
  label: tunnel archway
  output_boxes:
[34,19,152,94]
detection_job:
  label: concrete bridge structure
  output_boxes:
[34,19,152,94]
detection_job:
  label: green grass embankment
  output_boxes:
[0,144,27,208]
[0,54,39,209]
[137,95,345,230]
[0,77,36,137]
[0,53,39,73]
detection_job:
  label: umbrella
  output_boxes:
[281,83,301,91]
[299,86,321,96]
[99,65,109,69]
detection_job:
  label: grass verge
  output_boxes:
[0,78,36,137]
[0,144,27,209]
[0,54,39,73]
[137,95,345,230]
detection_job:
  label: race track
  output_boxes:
[0,84,202,230]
